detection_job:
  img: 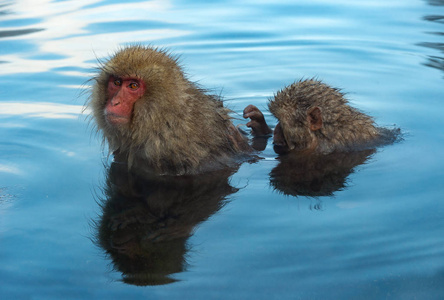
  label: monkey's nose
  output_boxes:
[110,99,121,106]
[273,144,289,155]
[273,137,289,153]
[272,135,287,148]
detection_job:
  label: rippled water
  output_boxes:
[1,0,444,299]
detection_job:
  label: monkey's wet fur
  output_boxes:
[269,79,401,155]
[89,46,401,175]
[89,45,251,175]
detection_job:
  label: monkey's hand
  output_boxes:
[243,104,272,136]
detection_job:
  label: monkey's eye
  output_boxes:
[128,82,139,90]
[113,78,122,86]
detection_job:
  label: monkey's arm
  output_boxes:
[243,104,272,136]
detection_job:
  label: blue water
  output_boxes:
[1,0,443,299]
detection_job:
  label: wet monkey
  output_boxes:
[89,46,252,175]
[247,79,399,154]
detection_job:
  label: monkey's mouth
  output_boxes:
[105,112,129,125]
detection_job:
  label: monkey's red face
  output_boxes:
[105,75,146,125]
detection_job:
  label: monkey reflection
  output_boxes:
[95,163,239,286]
[269,149,375,199]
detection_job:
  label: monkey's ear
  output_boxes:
[307,107,323,131]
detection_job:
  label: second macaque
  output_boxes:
[246,79,399,154]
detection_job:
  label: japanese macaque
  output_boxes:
[89,45,251,175]
[267,79,400,154]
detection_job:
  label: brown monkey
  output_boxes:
[268,79,400,154]
[89,45,251,175]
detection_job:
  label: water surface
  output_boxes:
[1,0,444,299]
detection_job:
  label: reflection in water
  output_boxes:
[250,134,271,152]
[0,102,84,119]
[270,149,375,200]
[0,187,15,205]
[95,163,239,286]
[0,3,11,15]
[0,28,44,38]
[269,127,401,203]
[0,0,188,75]
[426,0,444,5]
[420,0,444,74]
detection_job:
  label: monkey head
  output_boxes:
[89,46,250,175]
[268,79,381,154]
[91,46,187,146]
